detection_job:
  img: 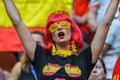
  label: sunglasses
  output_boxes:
[49,21,71,32]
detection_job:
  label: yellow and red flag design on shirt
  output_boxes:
[64,64,81,77]
[0,0,72,51]
[43,63,61,76]
[42,63,81,77]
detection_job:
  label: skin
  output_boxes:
[9,33,45,80]
[72,13,88,25]
[3,0,119,65]
[88,1,114,77]
[88,59,106,80]
[87,7,98,32]
[51,25,71,50]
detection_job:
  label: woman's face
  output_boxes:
[49,21,71,44]
[88,59,106,80]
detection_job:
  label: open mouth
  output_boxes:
[58,32,65,39]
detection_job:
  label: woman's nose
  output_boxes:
[93,70,97,73]
[58,25,62,30]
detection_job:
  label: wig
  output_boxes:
[44,11,83,52]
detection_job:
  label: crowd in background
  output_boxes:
[0,0,120,80]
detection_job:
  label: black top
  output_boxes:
[32,44,95,80]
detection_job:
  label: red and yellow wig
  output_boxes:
[44,11,83,52]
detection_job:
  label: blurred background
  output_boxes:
[0,0,73,72]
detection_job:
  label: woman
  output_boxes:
[3,0,119,80]
[72,0,92,43]
[88,58,106,80]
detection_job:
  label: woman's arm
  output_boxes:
[3,0,36,60]
[91,0,119,63]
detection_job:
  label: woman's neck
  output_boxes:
[55,42,71,50]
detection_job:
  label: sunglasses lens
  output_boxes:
[49,21,71,32]
[49,23,58,32]
[60,21,70,29]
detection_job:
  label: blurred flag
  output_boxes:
[112,55,120,80]
[0,0,72,52]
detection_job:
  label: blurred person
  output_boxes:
[9,31,45,80]
[3,70,10,80]
[101,18,120,80]
[88,58,106,80]
[88,0,120,31]
[88,0,120,79]
[0,67,10,80]
[72,0,96,43]
[3,0,119,80]
[0,67,4,80]
[88,0,113,44]
[88,0,110,25]
[9,54,35,80]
